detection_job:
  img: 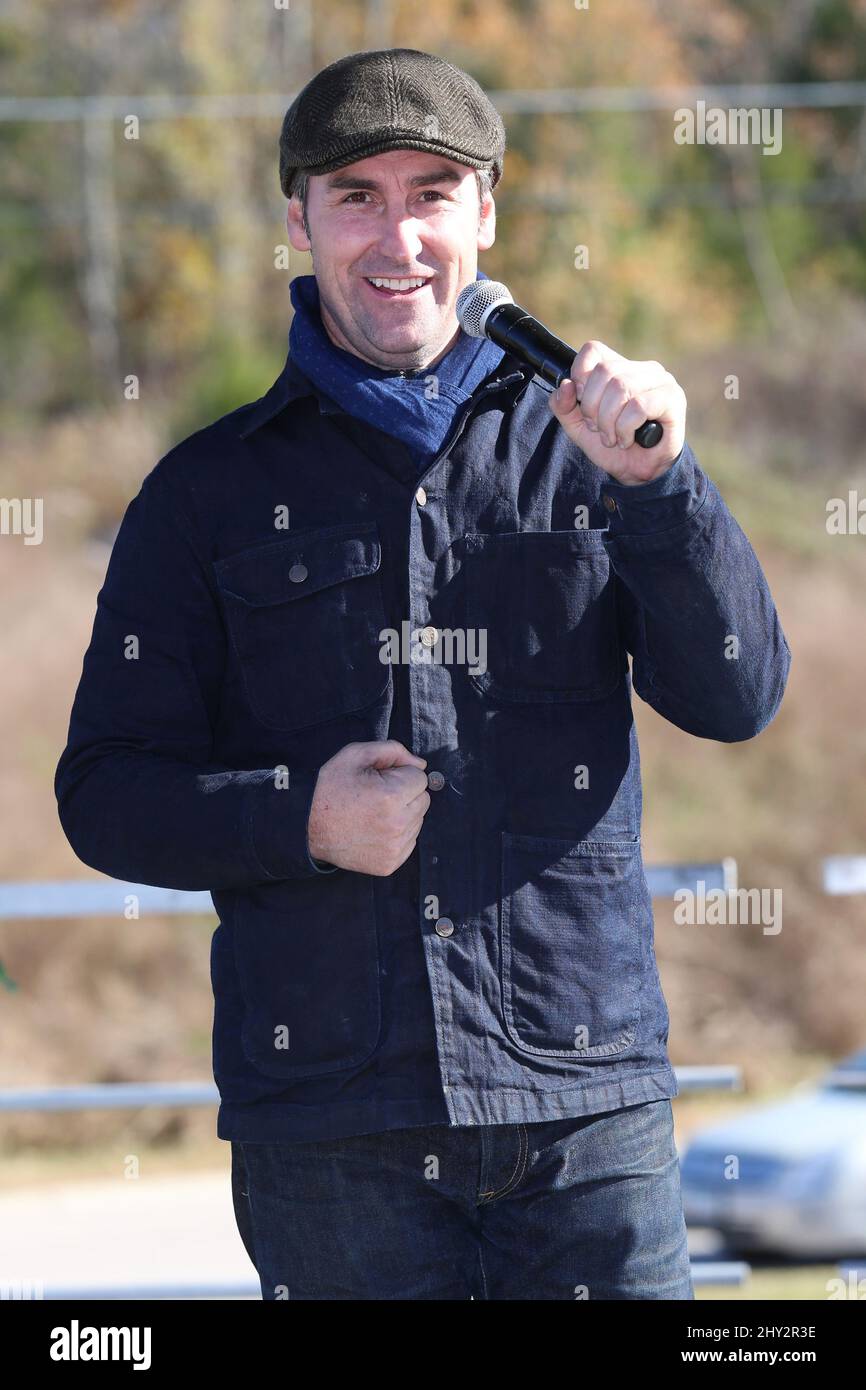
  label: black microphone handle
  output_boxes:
[486,305,664,450]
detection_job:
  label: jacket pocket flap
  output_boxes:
[214,521,381,607]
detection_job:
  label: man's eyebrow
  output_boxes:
[324,167,465,192]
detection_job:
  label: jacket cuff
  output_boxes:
[599,440,703,535]
[250,766,339,879]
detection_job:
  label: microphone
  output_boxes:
[456,280,663,450]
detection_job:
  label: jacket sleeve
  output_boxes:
[599,440,791,742]
[54,459,338,890]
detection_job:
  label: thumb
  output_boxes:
[356,739,427,772]
[550,375,581,420]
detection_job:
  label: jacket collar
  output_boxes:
[237,352,336,438]
[238,345,533,440]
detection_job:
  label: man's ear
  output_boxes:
[286,195,311,253]
[477,189,496,253]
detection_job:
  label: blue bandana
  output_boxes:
[288,269,506,470]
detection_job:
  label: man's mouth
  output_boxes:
[364,276,432,298]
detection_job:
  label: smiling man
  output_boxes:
[55,48,791,1301]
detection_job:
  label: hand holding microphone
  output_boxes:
[456,280,686,485]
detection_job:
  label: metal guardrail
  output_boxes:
[11,1267,748,1299]
[4,1279,262,1301]
[648,858,738,898]
[823,856,866,895]
[0,865,745,1299]
[690,1262,751,1287]
[0,1082,219,1113]
[0,1067,743,1113]
[674,1065,743,1093]
[0,860,738,920]
[0,881,214,920]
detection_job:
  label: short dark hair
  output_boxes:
[289,165,493,237]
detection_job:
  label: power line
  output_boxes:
[2,82,866,123]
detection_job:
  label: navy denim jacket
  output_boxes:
[55,347,791,1143]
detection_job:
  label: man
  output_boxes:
[55,48,791,1300]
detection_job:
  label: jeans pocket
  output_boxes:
[233,873,382,1080]
[499,831,646,1058]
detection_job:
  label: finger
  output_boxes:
[611,381,683,449]
[596,371,670,448]
[393,824,423,866]
[399,789,432,841]
[575,360,622,432]
[380,764,430,800]
[407,786,432,814]
[364,740,427,771]
[570,342,623,415]
[568,339,620,396]
[552,342,621,425]
[551,375,582,421]
[406,806,428,839]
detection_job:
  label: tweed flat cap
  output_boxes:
[279,47,506,197]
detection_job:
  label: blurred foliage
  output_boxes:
[167,331,287,442]
[0,0,865,431]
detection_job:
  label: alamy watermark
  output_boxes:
[674,100,782,157]
[0,497,43,545]
[379,622,487,675]
[674,881,782,935]
[826,490,866,534]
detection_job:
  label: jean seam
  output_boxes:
[478,1122,529,1203]
[477,1245,490,1300]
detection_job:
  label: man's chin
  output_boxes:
[361,336,432,371]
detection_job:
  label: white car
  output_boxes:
[680,1048,866,1257]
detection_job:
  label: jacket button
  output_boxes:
[420,625,439,647]
[601,494,618,514]
[289,562,308,582]
[415,486,427,506]
[434,917,454,937]
[427,770,445,791]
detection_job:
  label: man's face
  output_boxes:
[285,148,496,372]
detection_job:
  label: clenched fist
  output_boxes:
[549,339,686,485]
[307,740,431,876]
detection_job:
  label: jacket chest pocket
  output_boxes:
[500,831,647,1059]
[214,521,391,732]
[463,529,624,702]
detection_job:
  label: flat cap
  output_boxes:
[279,47,506,198]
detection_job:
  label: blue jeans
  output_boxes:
[231,1098,694,1300]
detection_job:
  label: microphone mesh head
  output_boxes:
[456,280,513,337]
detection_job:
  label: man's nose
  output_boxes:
[373,210,424,264]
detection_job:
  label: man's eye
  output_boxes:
[341,189,447,204]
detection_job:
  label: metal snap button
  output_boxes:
[289,562,308,582]
[415,486,427,506]
[419,625,439,647]
[427,770,446,791]
[434,917,454,937]
[601,494,618,514]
